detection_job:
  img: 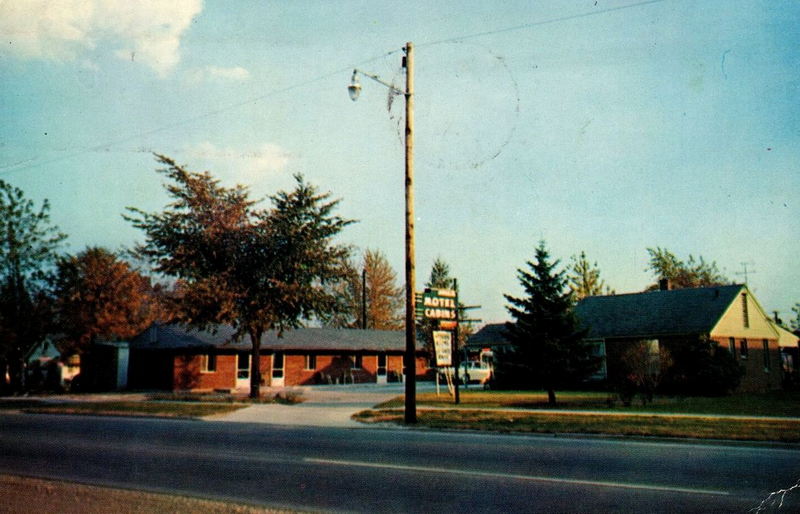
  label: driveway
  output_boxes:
[208,382,435,427]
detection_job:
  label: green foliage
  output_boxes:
[646,247,728,289]
[0,180,66,392]
[659,337,743,396]
[791,303,800,332]
[499,241,599,403]
[127,154,353,397]
[426,257,455,290]
[567,251,609,300]
[611,341,673,406]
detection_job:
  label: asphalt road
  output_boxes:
[1,413,798,512]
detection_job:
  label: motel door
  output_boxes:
[236,352,250,390]
[271,352,285,387]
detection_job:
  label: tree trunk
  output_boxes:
[249,329,262,399]
[547,388,557,406]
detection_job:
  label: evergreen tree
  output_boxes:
[502,241,598,404]
[427,257,455,290]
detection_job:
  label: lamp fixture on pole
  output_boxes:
[348,42,416,424]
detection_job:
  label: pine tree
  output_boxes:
[502,241,598,404]
[426,257,455,290]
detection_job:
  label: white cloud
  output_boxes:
[0,0,203,76]
[185,142,291,186]
[186,65,251,84]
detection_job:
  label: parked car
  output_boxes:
[458,360,493,387]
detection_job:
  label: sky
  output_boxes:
[1,0,798,325]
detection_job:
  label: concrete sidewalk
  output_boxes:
[206,383,432,427]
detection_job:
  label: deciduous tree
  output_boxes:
[52,247,161,357]
[567,251,610,300]
[127,154,352,398]
[0,180,66,392]
[501,241,598,404]
[324,249,402,330]
[646,247,728,290]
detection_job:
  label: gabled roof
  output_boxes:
[574,284,745,340]
[130,323,417,353]
[466,323,510,348]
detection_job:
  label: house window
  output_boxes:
[740,339,748,359]
[305,354,317,370]
[201,354,216,373]
[728,337,736,358]
[762,339,770,371]
[350,354,362,370]
[741,293,749,328]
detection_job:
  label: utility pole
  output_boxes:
[403,42,416,424]
[361,267,367,329]
[348,42,416,423]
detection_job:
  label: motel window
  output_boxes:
[237,352,250,380]
[272,353,284,379]
[305,354,317,370]
[377,353,387,376]
[728,337,736,359]
[741,293,749,328]
[350,354,362,370]
[201,354,216,373]
[740,339,749,359]
[763,339,770,371]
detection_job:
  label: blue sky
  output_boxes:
[1,0,798,324]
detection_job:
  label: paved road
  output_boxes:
[1,413,798,512]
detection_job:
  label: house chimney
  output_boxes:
[659,278,671,291]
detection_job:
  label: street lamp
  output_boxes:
[349,42,416,424]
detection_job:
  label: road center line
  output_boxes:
[304,458,729,496]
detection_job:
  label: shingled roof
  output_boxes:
[130,324,416,352]
[574,284,745,339]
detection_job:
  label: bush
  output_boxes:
[659,337,743,396]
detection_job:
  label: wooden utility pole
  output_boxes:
[403,41,417,424]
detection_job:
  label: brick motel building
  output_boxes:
[127,324,430,392]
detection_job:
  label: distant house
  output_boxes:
[575,284,782,392]
[468,284,783,393]
[773,322,800,375]
[127,324,430,392]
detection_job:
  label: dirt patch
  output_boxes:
[0,474,298,513]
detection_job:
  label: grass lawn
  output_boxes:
[17,400,247,419]
[0,390,303,419]
[353,408,800,442]
[358,390,800,441]
[375,390,800,417]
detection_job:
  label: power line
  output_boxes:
[0,0,669,177]
[417,0,669,49]
[0,49,402,177]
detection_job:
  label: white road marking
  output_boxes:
[304,458,730,496]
